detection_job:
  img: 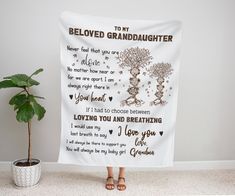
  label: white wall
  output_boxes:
[0,0,235,162]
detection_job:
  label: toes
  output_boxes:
[106,184,114,190]
[118,184,126,191]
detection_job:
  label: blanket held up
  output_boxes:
[58,11,182,167]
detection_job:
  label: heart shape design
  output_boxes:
[109,130,113,134]
[109,97,113,101]
[159,131,163,136]
[69,94,73,100]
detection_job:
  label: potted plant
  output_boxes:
[0,68,46,187]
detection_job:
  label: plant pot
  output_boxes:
[11,158,41,187]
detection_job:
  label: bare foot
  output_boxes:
[117,177,126,191]
[105,176,114,190]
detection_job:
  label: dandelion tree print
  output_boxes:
[147,63,173,106]
[117,47,152,106]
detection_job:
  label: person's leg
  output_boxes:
[117,167,126,191]
[106,167,114,190]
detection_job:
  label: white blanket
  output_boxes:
[58,11,182,167]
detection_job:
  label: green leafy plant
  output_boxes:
[0,68,46,165]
